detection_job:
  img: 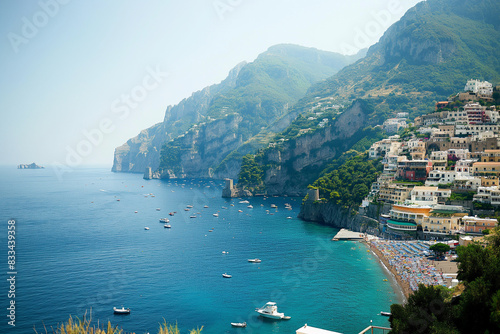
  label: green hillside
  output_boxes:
[299,0,500,121]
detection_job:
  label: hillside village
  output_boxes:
[360,79,500,241]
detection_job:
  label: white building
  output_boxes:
[425,170,457,186]
[464,79,493,97]
[407,186,451,206]
[454,175,481,191]
[383,118,407,134]
[430,151,448,161]
[455,159,477,174]
[473,186,500,205]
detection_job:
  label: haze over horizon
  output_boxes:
[0,0,421,168]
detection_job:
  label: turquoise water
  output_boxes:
[0,167,399,334]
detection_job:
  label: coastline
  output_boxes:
[363,241,410,302]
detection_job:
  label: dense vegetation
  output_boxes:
[389,228,500,333]
[294,0,500,122]
[310,153,382,209]
[157,44,363,174]
[237,154,264,191]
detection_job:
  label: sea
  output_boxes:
[0,166,401,334]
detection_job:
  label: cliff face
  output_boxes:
[113,44,364,176]
[261,100,376,196]
[299,201,378,233]
[162,115,244,179]
[111,62,245,173]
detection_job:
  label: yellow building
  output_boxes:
[481,149,500,162]
[378,183,412,204]
[425,206,468,235]
[473,162,500,177]
[390,204,432,226]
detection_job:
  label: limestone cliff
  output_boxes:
[298,201,379,233]
[111,62,245,173]
[260,100,379,196]
[112,44,364,176]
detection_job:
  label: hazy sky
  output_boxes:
[0,0,422,168]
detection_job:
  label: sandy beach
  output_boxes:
[365,239,458,300]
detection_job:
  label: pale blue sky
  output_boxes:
[0,0,421,167]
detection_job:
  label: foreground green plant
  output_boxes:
[36,315,203,334]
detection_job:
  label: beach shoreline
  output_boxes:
[364,241,411,301]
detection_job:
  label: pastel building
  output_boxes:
[462,216,498,234]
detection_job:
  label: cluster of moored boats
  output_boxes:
[137,198,297,327]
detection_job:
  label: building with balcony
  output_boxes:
[378,183,413,204]
[396,159,432,182]
[461,216,498,234]
[424,205,468,237]
[464,79,493,97]
[472,162,500,177]
[408,186,451,206]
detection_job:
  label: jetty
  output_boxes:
[332,228,364,241]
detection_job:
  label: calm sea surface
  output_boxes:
[0,167,400,334]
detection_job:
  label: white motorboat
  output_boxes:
[248,258,261,263]
[144,227,149,230]
[186,205,193,208]
[113,306,130,314]
[270,204,277,208]
[213,213,219,217]
[255,302,289,319]
[231,322,246,327]
[247,205,253,209]
[380,311,392,317]
[190,215,197,218]
[164,224,171,228]
[239,200,249,204]
[222,273,232,278]
[156,208,161,211]
[159,218,170,223]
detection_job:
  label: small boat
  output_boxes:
[134,211,138,213]
[239,200,249,204]
[144,227,149,230]
[159,218,170,223]
[222,273,232,278]
[247,205,253,209]
[164,224,171,228]
[184,208,190,211]
[248,258,261,263]
[169,212,175,216]
[255,302,288,319]
[156,208,161,211]
[287,217,292,219]
[270,204,277,208]
[231,322,246,327]
[186,205,193,208]
[204,205,209,208]
[190,215,197,218]
[213,213,219,217]
[238,210,243,213]
[113,306,130,315]
[380,311,392,317]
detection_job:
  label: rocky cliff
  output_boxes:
[260,100,380,196]
[298,200,379,233]
[112,44,365,176]
[111,62,245,173]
